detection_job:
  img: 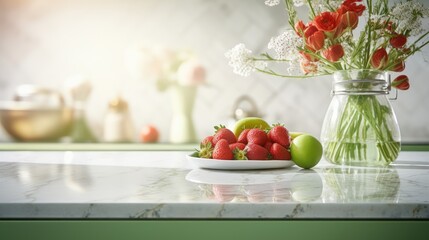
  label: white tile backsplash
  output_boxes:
[0,0,428,143]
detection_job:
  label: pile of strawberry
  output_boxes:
[197,125,291,160]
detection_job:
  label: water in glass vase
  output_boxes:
[323,140,400,167]
[321,70,401,167]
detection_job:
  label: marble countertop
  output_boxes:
[0,150,428,219]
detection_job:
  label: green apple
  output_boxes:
[290,134,323,169]
[289,131,306,141]
[232,117,270,137]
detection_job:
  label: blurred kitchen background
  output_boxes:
[0,0,428,143]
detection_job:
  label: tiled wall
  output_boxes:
[1,0,428,143]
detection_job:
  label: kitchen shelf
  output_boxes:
[0,143,198,151]
[0,143,427,151]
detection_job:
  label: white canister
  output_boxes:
[102,96,135,143]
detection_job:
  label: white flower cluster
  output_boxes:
[264,0,307,8]
[225,44,267,77]
[292,0,305,7]
[268,30,304,60]
[264,0,280,7]
[391,1,429,36]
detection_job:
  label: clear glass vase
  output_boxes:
[320,70,401,167]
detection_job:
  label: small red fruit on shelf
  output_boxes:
[270,143,291,160]
[213,125,237,145]
[245,143,270,160]
[213,139,234,160]
[140,125,159,143]
[247,128,268,146]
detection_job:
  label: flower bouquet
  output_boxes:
[128,47,206,143]
[225,0,429,166]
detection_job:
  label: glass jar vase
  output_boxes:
[320,70,401,167]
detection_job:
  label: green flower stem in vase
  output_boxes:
[321,70,401,166]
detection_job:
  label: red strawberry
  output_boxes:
[245,143,270,160]
[229,142,246,151]
[197,142,213,159]
[268,125,290,147]
[270,143,291,160]
[233,148,248,160]
[212,139,234,160]
[201,135,214,146]
[247,128,268,146]
[237,129,250,144]
[264,141,273,151]
[213,125,237,145]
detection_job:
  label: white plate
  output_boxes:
[187,155,295,170]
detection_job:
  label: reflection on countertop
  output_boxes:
[0,151,428,219]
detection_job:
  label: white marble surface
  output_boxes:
[0,150,428,219]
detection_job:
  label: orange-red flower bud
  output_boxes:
[391,61,405,72]
[337,0,366,16]
[322,44,344,62]
[306,30,325,51]
[341,11,359,29]
[392,75,410,90]
[390,34,407,49]
[295,20,306,37]
[370,48,389,69]
[304,25,318,38]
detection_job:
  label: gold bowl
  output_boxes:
[0,101,74,142]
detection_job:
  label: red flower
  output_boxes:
[313,12,341,38]
[340,11,359,29]
[337,0,366,16]
[304,26,325,51]
[295,20,306,37]
[370,48,388,69]
[392,75,410,90]
[391,61,405,72]
[322,44,344,62]
[390,34,407,49]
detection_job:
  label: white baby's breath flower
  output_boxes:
[268,30,303,60]
[264,0,280,7]
[370,14,389,24]
[391,1,429,36]
[311,0,342,12]
[225,44,266,77]
[292,0,304,7]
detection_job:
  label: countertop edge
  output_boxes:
[1,202,428,219]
